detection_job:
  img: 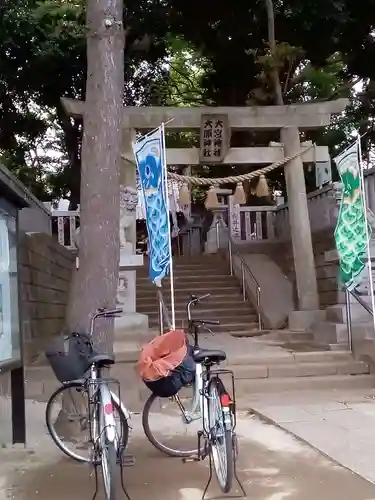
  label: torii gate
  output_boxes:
[61,97,348,332]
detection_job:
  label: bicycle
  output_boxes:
[142,294,245,498]
[45,307,132,500]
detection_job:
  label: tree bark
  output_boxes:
[264,0,284,106]
[66,0,125,352]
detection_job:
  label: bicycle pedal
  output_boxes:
[120,454,135,467]
[182,456,200,463]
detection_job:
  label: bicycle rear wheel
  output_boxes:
[46,381,129,463]
[208,378,233,493]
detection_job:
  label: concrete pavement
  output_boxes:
[249,387,375,487]
[3,398,375,500]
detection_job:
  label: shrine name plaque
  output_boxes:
[199,114,230,163]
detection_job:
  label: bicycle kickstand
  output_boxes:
[233,462,246,497]
[202,447,213,500]
[90,459,100,500]
[119,450,135,500]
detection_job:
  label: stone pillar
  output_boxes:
[281,127,323,330]
[114,129,149,346]
[366,174,375,213]
[120,129,137,245]
[204,211,220,254]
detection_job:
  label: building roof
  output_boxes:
[0,163,45,210]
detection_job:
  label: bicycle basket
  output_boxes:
[45,333,94,383]
[137,330,196,398]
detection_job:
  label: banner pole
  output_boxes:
[357,135,375,334]
[161,122,176,329]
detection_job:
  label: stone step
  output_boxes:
[139,307,256,320]
[231,360,369,379]
[139,260,226,269]
[235,374,375,395]
[137,282,238,293]
[250,331,315,343]
[330,343,350,351]
[113,343,357,366]
[169,259,226,267]
[147,319,258,333]
[137,294,246,306]
[227,350,355,365]
[137,275,236,285]
[313,321,349,344]
[136,286,241,298]
[137,268,231,278]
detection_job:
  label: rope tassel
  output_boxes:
[178,183,190,205]
[204,186,219,210]
[255,175,270,197]
[233,182,247,205]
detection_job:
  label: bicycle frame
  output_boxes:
[88,366,130,451]
[175,294,213,427]
[175,294,234,432]
[175,360,207,425]
[88,367,114,444]
[86,308,131,450]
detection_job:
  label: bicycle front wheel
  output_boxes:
[101,440,119,500]
[46,381,129,463]
[142,387,203,458]
[208,378,233,493]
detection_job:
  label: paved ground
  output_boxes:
[249,387,375,486]
[16,334,375,498]
[3,398,375,500]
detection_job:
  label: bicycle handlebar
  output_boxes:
[187,293,210,321]
[191,319,220,326]
[96,307,123,316]
[190,293,211,303]
[89,307,123,335]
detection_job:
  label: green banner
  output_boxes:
[334,141,371,290]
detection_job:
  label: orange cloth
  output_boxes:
[138,329,187,381]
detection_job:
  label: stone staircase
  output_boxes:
[232,348,372,395]
[136,255,259,336]
[130,254,375,397]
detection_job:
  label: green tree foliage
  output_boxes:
[0,0,169,204]
[2,0,375,203]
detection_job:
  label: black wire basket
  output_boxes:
[45,334,94,384]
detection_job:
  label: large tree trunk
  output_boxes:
[264,0,284,106]
[56,0,125,440]
[66,0,124,349]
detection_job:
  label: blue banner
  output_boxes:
[133,126,171,285]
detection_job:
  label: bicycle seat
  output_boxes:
[193,349,226,365]
[89,353,115,367]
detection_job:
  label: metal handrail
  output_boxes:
[344,286,374,352]
[348,287,374,316]
[215,217,262,330]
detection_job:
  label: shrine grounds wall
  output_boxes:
[19,232,75,364]
[277,228,341,309]
[241,227,341,310]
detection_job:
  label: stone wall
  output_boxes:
[0,372,12,445]
[281,228,341,309]
[19,232,75,364]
